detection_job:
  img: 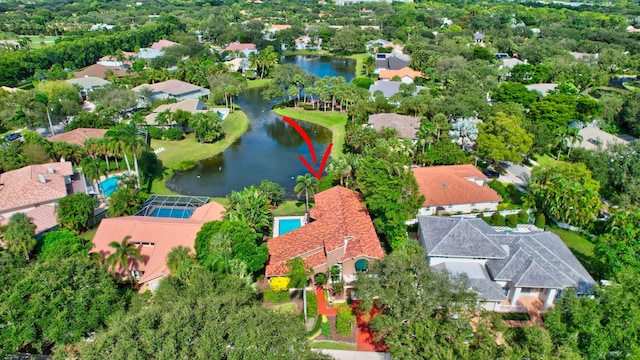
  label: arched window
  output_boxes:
[355,259,369,272]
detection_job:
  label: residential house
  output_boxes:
[0,162,85,234]
[223,42,258,58]
[574,126,636,151]
[369,80,426,99]
[0,40,20,50]
[151,39,178,51]
[473,32,485,44]
[267,24,291,33]
[48,128,108,147]
[92,200,225,291]
[525,83,558,97]
[145,99,208,125]
[501,58,526,70]
[90,23,114,31]
[378,66,424,84]
[417,216,595,311]
[368,113,420,140]
[225,57,251,73]
[96,51,137,67]
[132,80,210,103]
[138,48,165,60]
[412,165,502,215]
[265,186,385,285]
[375,54,410,74]
[73,64,129,80]
[293,36,321,51]
[66,77,111,100]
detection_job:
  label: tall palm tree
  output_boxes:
[2,213,36,261]
[106,235,143,281]
[566,127,584,157]
[166,245,196,280]
[80,157,103,194]
[294,174,319,216]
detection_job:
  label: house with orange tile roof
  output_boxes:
[151,39,178,51]
[91,200,225,291]
[223,42,258,58]
[378,66,424,84]
[48,128,108,147]
[0,162,85,234]
[73,64,129,79]
[266,186,385,285]
[412,165,502,216]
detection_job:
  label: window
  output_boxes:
[131,270,140,279]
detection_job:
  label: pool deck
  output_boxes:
[273,215,306,238]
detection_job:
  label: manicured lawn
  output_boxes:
[24,35,61,49]
[247,78,272,89]
[347,53,369,78]
[79,228,98,242]
[311,341,357,351]
[534,153,564,167]
[272,200,310,216]
[549,227,599,276]
[272,108,347,158]
[149,110,250,194]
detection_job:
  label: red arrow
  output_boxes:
[282,116,332,180]
[299,143,333,180]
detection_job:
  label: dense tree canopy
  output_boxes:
[56,193,98,234]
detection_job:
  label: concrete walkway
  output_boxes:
[314,349,391,360]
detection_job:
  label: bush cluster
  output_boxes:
[148,127,184,141]
[336,308,356,336]
[306,291,318,318]
[321,320,331,336]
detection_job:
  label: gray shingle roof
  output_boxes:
[368,113,421,139]
[434,262,507,301]
[419,216,596,294]
[418,216,507,258]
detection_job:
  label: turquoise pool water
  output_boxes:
[278,218,302,236]
[100,177,119,196]
[149,207,194,219]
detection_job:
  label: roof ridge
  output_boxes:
[527,234,588,282]
[517,236,574,285]
[492,246,529,279]
[430,217,461,254]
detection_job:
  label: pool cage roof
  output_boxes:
[135,195,211,217]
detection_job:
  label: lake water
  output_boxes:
[165,55,356,197]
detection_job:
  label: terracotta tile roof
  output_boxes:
[270,24,291,31]
[223,42,257,52]
[0,162,73,213]
[91,200,224,284]
[132,79,204,96]
[378,66,424,80]
[412,165,502,207]
[151,40,178,50]
[266,186,384,277]
[48,128,107,147]
[0,204,58,234]
[98,51,137,61]
[73,64,129,79]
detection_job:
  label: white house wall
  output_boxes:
[418,201,500,216]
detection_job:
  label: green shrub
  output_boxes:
[491,212,505,226]
[306,315,324,338]
[321,320,331,336]
[314,273,327,286]
[306,291,318,318]
[263,289,291,303]
[164,127,184,140]
[148,126,163,140]
[336,308,356,336]
[174,160,196,171]
[535,213,546,229]
[488,180,508,198]
[518,211,529,223]
[506,214,518,228]
[302,104,314,110]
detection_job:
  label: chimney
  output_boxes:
[60,157,66,162]
[38,173,46,184]
[47,166,55,174]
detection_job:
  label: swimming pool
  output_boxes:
[149,207,194,219]
[100,176,119,196]
[276,218,303,236]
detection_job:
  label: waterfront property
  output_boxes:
[367,113,420,140]
[266,186,385,286]
[417,216,595,311]
[92,195,224,291]
[412,165,502,216]
[132,79,210,103]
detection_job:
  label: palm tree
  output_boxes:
[80,157,103,194]
[166,245,196,280]
[363,55,375,77]
[106,235,143,282]
[294,174,319,216]
[2,213,37,261]
[565,127,584,157]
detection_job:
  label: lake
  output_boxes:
[165,55,356,197]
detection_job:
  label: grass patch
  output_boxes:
[307,315,327,339]
[263,289,291,303]
[270,302,297,313]
[22,35,61,49]
[272,108,347,158]
[549,227,599,276]
[282,49,330,56]
[247,78,272,89]
[534,153,564,167]
[347,53,369,78]
[311,341,357,351]
[306,291,318,318]
[149,110,249,194]
[79,228,98,242]
[272,200,309,216]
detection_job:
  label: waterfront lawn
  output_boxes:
[149,110,250,194]
[272,108,347,158]
[348,53,369,78]
[272,200,309,216]
[247,78,272,89]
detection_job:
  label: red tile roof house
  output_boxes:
[223,42,258,58]
[151,39,178,51]
[48,128,108,147]
[0,162,84,234]
[91,201,224,292]
[412,165,502,216]
[266,186,385,288]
